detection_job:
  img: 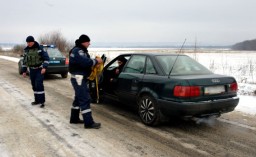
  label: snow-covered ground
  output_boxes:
[1,52,256,116]
[0,55,19,62]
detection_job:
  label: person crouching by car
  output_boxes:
[69,34,103,129]
[22,36,49,108]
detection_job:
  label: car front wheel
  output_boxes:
[138,95,161,126]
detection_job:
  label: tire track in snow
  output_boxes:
[0,79,111,157]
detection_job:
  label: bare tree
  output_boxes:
[248,59,255,83]
[13,44,26,55]
[38,30,70,54]
[209,59,215,72]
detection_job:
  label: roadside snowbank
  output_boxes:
[0,55,19,62]
[235,95,256,115]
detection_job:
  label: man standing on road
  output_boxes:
[22,36,49,108]
[69,34,103,129]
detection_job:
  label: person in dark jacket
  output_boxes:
[69,34,102,129]
[22,36,49,108]
[110,56,127,83]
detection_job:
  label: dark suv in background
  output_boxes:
[18,45,69,78]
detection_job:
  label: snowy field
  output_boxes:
[87,48,256,94]
[1,49,256,116]
[90,48,256,116]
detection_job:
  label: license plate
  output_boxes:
[204,86,225,95]
[50,60,60,63]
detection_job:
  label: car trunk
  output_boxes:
[170,74,238,102]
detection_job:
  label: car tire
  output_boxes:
[138,95,161,126]
[61,73,68,78]
[18,62,22,75]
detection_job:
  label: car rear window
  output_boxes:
[156,55,212,75]
[44,48,63,57]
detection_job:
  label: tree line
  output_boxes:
[12,31,73,56]
[231,39,256,51]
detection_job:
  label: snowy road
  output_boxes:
[0,57,256,157]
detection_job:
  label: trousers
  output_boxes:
[70,75,94,126]
[29,68,45,103]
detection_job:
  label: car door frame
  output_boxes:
[116,54,146,106]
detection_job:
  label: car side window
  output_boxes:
[145,57,156,74]
[106,56,130,71]
[124,55,146,74]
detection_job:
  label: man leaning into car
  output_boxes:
[22,36,49,108]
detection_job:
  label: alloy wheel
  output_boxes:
[139,95,159,125]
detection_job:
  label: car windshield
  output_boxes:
[156,55,212,75]
[44,48,63,57]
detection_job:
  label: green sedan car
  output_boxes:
[90,53,239,126]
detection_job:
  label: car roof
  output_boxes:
[119,52,187,57]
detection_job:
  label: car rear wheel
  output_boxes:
[61,73,68,78]
[138,95,161,126]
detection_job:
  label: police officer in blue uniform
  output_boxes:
[22,36,49,108]
[69,34,102,129]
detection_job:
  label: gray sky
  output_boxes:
[0,0,256,45]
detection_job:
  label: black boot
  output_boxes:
[31,101,40,105]
[82,113,101,129]
[84,122,101,129]
[40,103,45,108]
[70,108,83,124]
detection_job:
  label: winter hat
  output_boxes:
[26,36,35,42]
[117,56,127,63]
[79,34,90,43]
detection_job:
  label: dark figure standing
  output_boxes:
[22,36,49,108]
[69,34,102,129]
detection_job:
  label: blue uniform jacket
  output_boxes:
[69,47,97,77]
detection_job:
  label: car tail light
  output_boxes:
[65,58,69,65]
[174,86,201,97]
[230,82,238,92]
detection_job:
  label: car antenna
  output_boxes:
[168,38,186,79]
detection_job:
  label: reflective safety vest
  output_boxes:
[24,48,43,67]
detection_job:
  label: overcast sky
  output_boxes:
[0,0,256,45]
